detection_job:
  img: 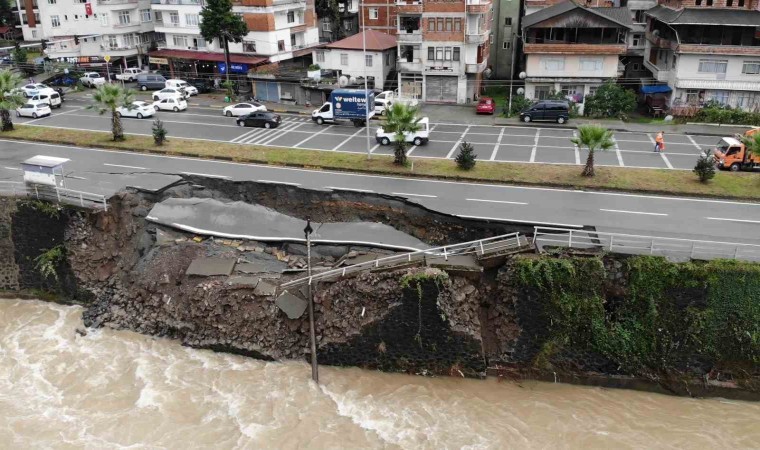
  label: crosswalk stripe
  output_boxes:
[230,128,260,143]
[241,128,272,144]
[257,122,305,146]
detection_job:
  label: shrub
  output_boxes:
[308,64,320,71]
[455,141,477,170]
[583,81,636,119]
[504,94,532,117]
[693,104,760,126]
[152,118,167,146]
[693,154,716,183]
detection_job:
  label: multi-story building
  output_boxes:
[317,0,359,42]
[393,0,491,103]
[644,0,760,111]
[489,0,520,80]
[520,2,633,112]
[360,0,396,36]
[313,29,396,88]
[13,0,41,41]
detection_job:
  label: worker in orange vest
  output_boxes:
[654,131,665,153]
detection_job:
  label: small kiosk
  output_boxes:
[20,155,70,189]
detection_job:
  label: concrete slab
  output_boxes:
[344,252,383,265]
[275,291,308,319]
[235,262,269,274]
[298,134,344,150]
[463,132,499,144]
[156,228,182,246]
[620,152,669,169]
[664,154,699,170]
[467,126,502,135]
[186,257,236,277]
[226,276,261,287]
[538,129,574,138]
[426,254,482,271]
[254,280,278,297]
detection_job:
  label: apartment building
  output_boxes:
[318,0,359,42]
[313,29,396,88]
[644,0,760,111]
[393,0,492,103]
[13,0,41,41]
[360,0,397,35]
[521,2,633,112]
[488,0,520,79]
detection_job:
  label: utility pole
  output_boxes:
[361,0,371,159]
[304,218,319,383]
[222,32,231,85]
[507,32,517,115]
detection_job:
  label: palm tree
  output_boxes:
[88,84,135,141]
[740,131,760,159]
[383,102,421,165]
[571,124,615,177]
[0,69,25,131]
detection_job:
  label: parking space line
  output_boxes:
[614,138,624,167]
[687,135,703,150]
[490,127,505,161]
[331,127,366,152]
[530,129,539,163]
[646,133,656,145]
[706,217,760,224]
[572,130,580,165]
[294,125,333,148]
[466,198,528,205]
[445,125,470,159]
[600,208,668,216]
[660,152,674,169]
[369,143,380,154]
[258,123,305,146]
[3,166,21,171]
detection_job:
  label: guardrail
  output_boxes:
[533,226,760,262]
[0,182,109,211]
[281,232,526,289]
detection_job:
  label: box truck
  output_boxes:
[312,89,375,127]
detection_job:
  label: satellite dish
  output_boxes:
[339,75,348,86]
[518,71,527,80]
[517,87,525,95]
[349,76,358,84]
[484,67,493,79]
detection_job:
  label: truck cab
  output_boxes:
[714,130,760,171]
[376,117,430,146]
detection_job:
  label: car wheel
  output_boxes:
[523,115,531,123]
[32,112,37,118]
[237,121,244,127]
[380,109,385,116]
[173,106,179,112]
[316,117,325,125]
[137,113,143,119]
[140,85,147,91]
[154,105,159,111]
[264,122,272,129]
[226,111,232,117]
[557,117,566,124]
[413,137,423,146]
[381,137,390,145]
[730,163,741,172]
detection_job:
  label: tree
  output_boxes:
[455,141,477,170]
[88,84,134,141]
[583,81,636,119]
[152,118,167,146]
[383,102,421,166]
[12,45,27,66]
[571,124,615,177]
[693,154,716,183]
[0,69,25,131]
[0,0,15,26]
[740,131,760,157]
[200,0,248,81]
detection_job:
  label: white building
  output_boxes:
[313,29,396,89]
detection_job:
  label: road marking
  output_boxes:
[706,217,760,224]
[258,179,301,186]
[646,133,656,144]
[230,128,264,143]
[445,125,471,159]
[530,129,539,163]
[241,128,272,144]
[258,123,305,146]
[600,208,668,216]
[572,130,580,165]
[490,127,505,161]
[391,192,437,198]
[2,166,21,171]
[332,127,366,152]
[66,175,87,180]
[466,198,528,205]
[614,138,625,167]
[660,152,674,169]
[324,186,374,193]
[63,112,243,128]
[457,214,583,228]
[369,143,380,154]
[103,163,148,170]
[687,135,702,150]
[293,124,333,148]
[406,145,418,156]
[180,171,231,179]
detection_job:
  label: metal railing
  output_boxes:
[281,232,526,289]
[0,182,109,211]
[533,226,760,262]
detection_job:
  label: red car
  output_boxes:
[476,97,495,115]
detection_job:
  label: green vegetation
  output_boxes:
[383,102,421,166]
[515,255,760,382]
[693,154,716,183]
[308,64,320,71]
[693,101,760,125]
[0,69,24,131]
[34,245,66,282]
[22,199,62,219]
[455,141,476,171]
[504,94,532,118]
[583,81,637,120]
[571,124,615,177]
[152,118,167,146]
[88,84,135,141]
[740,129,760,154]
[200,0,248,80]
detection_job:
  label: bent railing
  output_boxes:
[0,182,109,211]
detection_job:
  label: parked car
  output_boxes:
[152,88,187,101]
[223,102,267,117]
[20,83,52,97]
[236,111,281,128]
[80,72,106,88]
[115,101,155,119]
[136,73,167,91]
[187,78,214,94]
[116,68,144,82]
[519,100,570,124]
[165,79,198,96]
[476,97,495,115]
[16,102,51,118]
[376,117,430,146]
[29,91,62,109]
[152,97,187,112]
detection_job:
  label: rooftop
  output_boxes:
[522,2,634,29]
[323,30,397,51]
[646,5,760,27]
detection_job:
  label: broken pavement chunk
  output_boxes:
[186,257,236,276]
[275,291,308,319]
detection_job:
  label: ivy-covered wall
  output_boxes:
[510,255,760,388]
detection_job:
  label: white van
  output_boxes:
[29,90,62,109]
[375,117,430,146]
[165,79,198,96]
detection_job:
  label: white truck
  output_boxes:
[374,90,420,116]
[116,68,144,82]
[375,117,430,146]
[80,72,106,88]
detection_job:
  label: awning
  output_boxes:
[641,85,672,94]
[147,49,267,66]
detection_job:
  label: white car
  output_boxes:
[115,68,144,82]
[376,116,430,146]
[80,72,106,88]
[16,102,51,118]
[223,102,266,117]
[29,91,62,109]
[116,101,155,119]
[152,88,187,101]
[152,97,187,112]
[165,79,198,96]
[20,83,52,97]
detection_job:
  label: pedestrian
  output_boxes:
[654,131,665,153]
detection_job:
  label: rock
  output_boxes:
[132,206,149,218]
[75,328,87,337]
[664,114,674,122]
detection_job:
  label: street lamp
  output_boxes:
[360,0,372,159]
[304,218,319,383]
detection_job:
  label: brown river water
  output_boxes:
[1,298,759,449]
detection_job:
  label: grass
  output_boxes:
[4,124,760,201]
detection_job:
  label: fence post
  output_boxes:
[56,188,61,203]
[650,239,655,255]
[34,185,39,199]
[734,246,740,260]
[443,246,448,260]
[79,192,84,207]
[568,230,573,248]
[479,240,484,255]
[609,235,614,251]
[690,241,695,258]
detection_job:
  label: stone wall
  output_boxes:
[0,197,19,291]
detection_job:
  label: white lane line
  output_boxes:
[572,130,580,165]
[294,124,333,148]
[466,198,528,205]
[368,143,381,154]
[530,129,540,163]
[332,127,366,152]
[257,123,303,146]
[230,128,264,143]
[687,135,702,150]
[457,214,583,228]
[324,186,374,193]
[66,175,87,180]
[63,113,242,128]
[258,179,301,186]
[600,208,668,216]
[445,125,471,159]
[2,166,21,171]
[103,163,148,170]
[614,138,625,167]
[706,217,760,224]
[242,128,273,144]
[391,192,437,198]
[180,171,231,179]
[660,152,674,169]
[490,127,505,161]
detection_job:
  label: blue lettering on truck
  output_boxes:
[330,89,376,120]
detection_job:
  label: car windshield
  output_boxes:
[252,102,262,107]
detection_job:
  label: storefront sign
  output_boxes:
[149,57,169,65]
[217,62,249,74]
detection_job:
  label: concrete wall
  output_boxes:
[489,0,520,79]
[675,54,760,84]
[313,47,396,87]
[526,54,619,78]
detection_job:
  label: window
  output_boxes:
[742,61,760,74]
[737,92,757,108]
[579,58,602,72]
[31,29,37,38]
[445,18,452,31]
[123,34,135,47]
[118,10,131,26]
[100,13,109,26]
[454,18,461,32]
[427,47,434,60]
[344,20,352,31]
[287,11,295,23]
[427,19,434,31]
[322,21,331,32]
[243,41,256,52]
[631,63,640,71]
[444,47,452,60]
[436,47,443,60]
[711,90,729,105]
[315,51,325,62]
[588,86,599,97]
[107,35,118,49]
[698,59,728,73]
[502,41,508,49]
[341,53,348,65]
[504,17,511,26]
[169,12,179,25]
[369,8,378,20]
[453,47,460,61]
[706,0,713,5]
[278,40,285,51]
[172,35,188,47]
[727,0,733,5]
[633,10,646,23]
[695,0,701,4]
[194,37,206,48]
[631,33,642,47]
[21,13,27,25]
[141,9,151,22]
[437,18,443,31]
[51,15,60,27]
[541,57,564,71]
[739,0,745,6]
[47,0,55,3]
[185,14,198,26]
[685,89,701,104]
[534,85,552,100]
[365,54,372,67]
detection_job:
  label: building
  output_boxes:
[317,0,359,42]
[488,0,520,80]
[13,0,40,41]
[520,2,634,112]
[360,0,396,36]
[644,1,760,111]
[393,0,492,103]
[313,29,396,88]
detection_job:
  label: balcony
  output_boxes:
[465,31,488,45]
[522,43,626,55]
[424,62,460,74]
[398,58,422,72]
[151,0,202,4]
[113,21,142,29]
[398,31,422,43]
[465,60,486,73]
[466,0,490,14]
[677,44,760,57]
[396,0,422,13]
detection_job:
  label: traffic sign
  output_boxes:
[104,55,111,62]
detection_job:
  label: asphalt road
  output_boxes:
[1,139,759,245]
[15,95,721,171]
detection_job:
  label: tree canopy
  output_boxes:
[583,81,636,119]
[200,0,249,45]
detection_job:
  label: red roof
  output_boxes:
[324,30,397,51]
[0,27,11,34]
[148,49,267,66]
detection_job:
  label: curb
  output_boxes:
[492,120,738,137]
